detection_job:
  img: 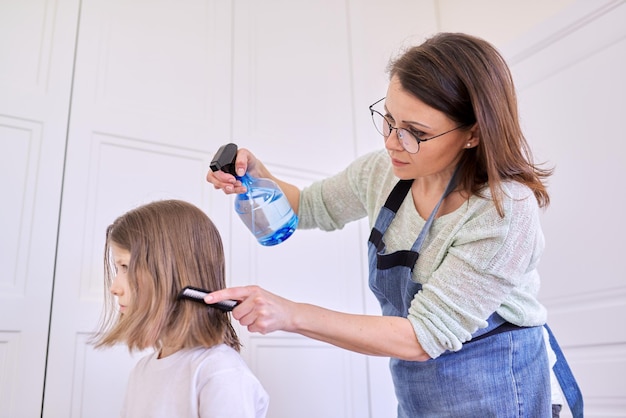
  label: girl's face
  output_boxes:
[110,243,131,313]
[383,76,475,179]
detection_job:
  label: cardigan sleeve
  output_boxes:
[298,150,392,231]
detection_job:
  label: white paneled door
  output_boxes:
[41,0,234,416]
[0,0,78,417]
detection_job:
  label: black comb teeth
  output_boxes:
[178,286,238,312]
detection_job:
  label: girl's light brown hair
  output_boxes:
[92,199,240,352]
[389,32,553,216]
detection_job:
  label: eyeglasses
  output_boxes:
[369,97,466,154]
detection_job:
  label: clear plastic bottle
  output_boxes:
[210,143,298,246]
[235,173,298,246]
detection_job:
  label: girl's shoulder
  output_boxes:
[193,344,250,372]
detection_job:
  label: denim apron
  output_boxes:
[367,178,554,418]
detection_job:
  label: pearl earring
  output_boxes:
[466,143,472,148]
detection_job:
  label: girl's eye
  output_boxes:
[115,264,128,274]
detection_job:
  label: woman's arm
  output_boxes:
[205,285,430,362]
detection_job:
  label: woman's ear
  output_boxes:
[465,124,480,149]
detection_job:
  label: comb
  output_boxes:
[178,286,238,312]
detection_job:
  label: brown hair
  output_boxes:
[92,199,240,352]
[389,32,552,215]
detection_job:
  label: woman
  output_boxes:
[206,33,580,417]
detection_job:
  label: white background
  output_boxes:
[0,0,624,417]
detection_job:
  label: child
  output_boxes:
[92,199,269,418]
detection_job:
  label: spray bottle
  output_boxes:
[210,143,298,246]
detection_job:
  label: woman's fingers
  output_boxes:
[205,170,246,194]
[205,286,293,334]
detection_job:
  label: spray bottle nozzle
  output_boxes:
[210,143,238,176]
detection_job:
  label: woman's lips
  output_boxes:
[390,157,408,167]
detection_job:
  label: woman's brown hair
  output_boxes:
[92,199,240,353]
[389,32,552,216]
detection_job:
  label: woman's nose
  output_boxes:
[384,128,403,151]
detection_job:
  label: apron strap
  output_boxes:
[376,250,419,270]
[410,166,460,254]
[368,179,413,250]
[369,166,460,269]
[544,324,584,418]
[383,179,413,213]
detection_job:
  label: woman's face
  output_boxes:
[109,242,131,314]
[383,76,474,180]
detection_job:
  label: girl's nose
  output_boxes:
[110,277,122,296]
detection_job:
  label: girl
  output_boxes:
[93,199,269,418]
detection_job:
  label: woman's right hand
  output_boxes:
[204,285,298,334]
[207,146,301,214]
[206,147,264,195]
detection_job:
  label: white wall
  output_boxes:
[0,0,623,417]
[437,0,575,46]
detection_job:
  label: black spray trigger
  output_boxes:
[210,143,238,176]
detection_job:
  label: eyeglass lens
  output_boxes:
[371,110,420,153]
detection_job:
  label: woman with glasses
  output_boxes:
[205,32,581,418]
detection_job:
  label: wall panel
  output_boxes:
[505,1,626,415]
[0,1,79,416]
[43,1,233,416]
[0,118,41,292]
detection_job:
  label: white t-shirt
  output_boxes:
[120,344,269,418]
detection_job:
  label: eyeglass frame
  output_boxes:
[369,97,468,154]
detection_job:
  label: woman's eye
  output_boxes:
[409,129,427,140]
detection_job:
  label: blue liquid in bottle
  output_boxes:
[235,173,298,246]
